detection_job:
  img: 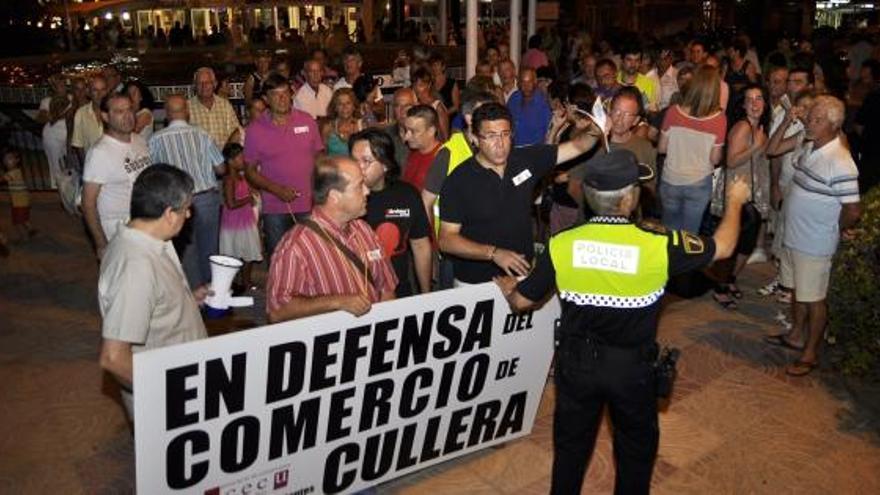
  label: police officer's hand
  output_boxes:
[493,248,530,277]
[337,294,371,317]
[726,177,750,206]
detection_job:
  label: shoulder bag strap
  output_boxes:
[300,218,373,283]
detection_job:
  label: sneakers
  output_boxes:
[746,248,768,265]
[776,289,792,305]
[758,279,780,296]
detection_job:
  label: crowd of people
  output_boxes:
[7,23,877,494]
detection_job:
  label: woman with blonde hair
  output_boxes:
[658,65,728,232]
[320,88,364,156]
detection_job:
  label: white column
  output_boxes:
[272,5,280,41]
[527,0,536,39]
[439,0,448,45]
[510,0,522,71]
[466,0,477,80]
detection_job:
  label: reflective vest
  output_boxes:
[549,221,670,309]
[433,131,474,235]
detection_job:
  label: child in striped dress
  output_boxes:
[219,143,262,290]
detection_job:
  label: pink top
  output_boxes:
[221,176,257,230]
[243,110,324,214]
[522,49,550,70]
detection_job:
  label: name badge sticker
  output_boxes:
[367,249,383,261]
[293,126,310,134]
[512,169,533,186]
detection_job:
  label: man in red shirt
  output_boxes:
[401,105,443,192]
[266,155,398,323]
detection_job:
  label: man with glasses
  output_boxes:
[438,102,603,286]
[568,87,658,218]
[244,73,324,259]
[98,164,209,422]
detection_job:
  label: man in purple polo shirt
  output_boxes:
[245,73,324,258]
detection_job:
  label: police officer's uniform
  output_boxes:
[514,150,717,495]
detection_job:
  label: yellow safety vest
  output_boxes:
[433,131,473,236]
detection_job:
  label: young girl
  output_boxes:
[218,143,262,290]
[1,147,36,241]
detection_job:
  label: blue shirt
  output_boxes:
[148,120,224,193]
[508,90,552,147]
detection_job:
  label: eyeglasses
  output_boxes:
[610,109,638,119]
[478,130,513,142]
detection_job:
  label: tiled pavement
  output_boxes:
[1,194,879,494]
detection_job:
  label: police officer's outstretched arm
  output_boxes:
[711,177,750,261]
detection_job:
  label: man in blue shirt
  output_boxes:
[508,67,552,146]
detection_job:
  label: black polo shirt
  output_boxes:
[439,144,557,283]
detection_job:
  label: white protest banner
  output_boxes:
[134,282,559,494]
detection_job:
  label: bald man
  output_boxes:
[149,94,226,289]
[385,87,417,172]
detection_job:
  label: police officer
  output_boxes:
[495,149,749,494]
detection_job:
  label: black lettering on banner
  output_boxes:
[399,368,433,418]
[442,407,473,455]
[311,332,341,392]
[419,416,443,462]
[268,397,321,460]
[361,429,397,481]
[265,342,307,403]
[323,443,359,494]
[340,325,371,384]
[395,423,419,471]
[433,305,465,359]
[456,353,490,402]
[369,318,399,376]
[166,430,209,489]
[397,311,435,368]
[434,360,457,409]
[468,400,502,447]
[166,363,200,430]
[462,300,494,352]
[496,391,528,437]
[359,378,394,431]
[220,416,260,473]
[326,386,356,442]
[204,353,247,420]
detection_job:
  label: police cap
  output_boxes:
[581,149,654,191]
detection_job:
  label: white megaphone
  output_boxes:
[205,255,254,314]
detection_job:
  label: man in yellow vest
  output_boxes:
[422,90,497,288]
[496,149,749,494]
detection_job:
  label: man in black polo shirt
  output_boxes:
[438,102,603,284]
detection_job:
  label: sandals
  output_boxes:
[763,334,804,351]
[713,290,738,310]
[786,360,818,377]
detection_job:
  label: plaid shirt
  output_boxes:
[188,95,242,148]
[266,209,398,315]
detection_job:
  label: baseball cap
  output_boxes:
[581,149,654,191]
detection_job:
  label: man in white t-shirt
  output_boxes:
[82,93,153,259]
[293,59,333,119]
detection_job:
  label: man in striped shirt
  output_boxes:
[267,155,397,323]
[779,95,861,377]
[149,94,225,288]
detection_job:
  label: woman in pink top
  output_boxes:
[658,65,727,232]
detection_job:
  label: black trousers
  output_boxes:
[550,339,659,495]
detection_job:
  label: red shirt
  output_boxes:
[266,209,398,315]
[402,143,442,192]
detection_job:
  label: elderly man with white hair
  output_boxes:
[771,95,861,377]
[189,67,242,148]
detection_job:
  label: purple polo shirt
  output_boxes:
[244,110,323,214]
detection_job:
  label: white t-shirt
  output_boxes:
[83,134,152,239]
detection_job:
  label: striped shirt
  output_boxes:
[784,136,859,257]
[149,120,224,193]
[188,95,242,148]
[266,209,398,315]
